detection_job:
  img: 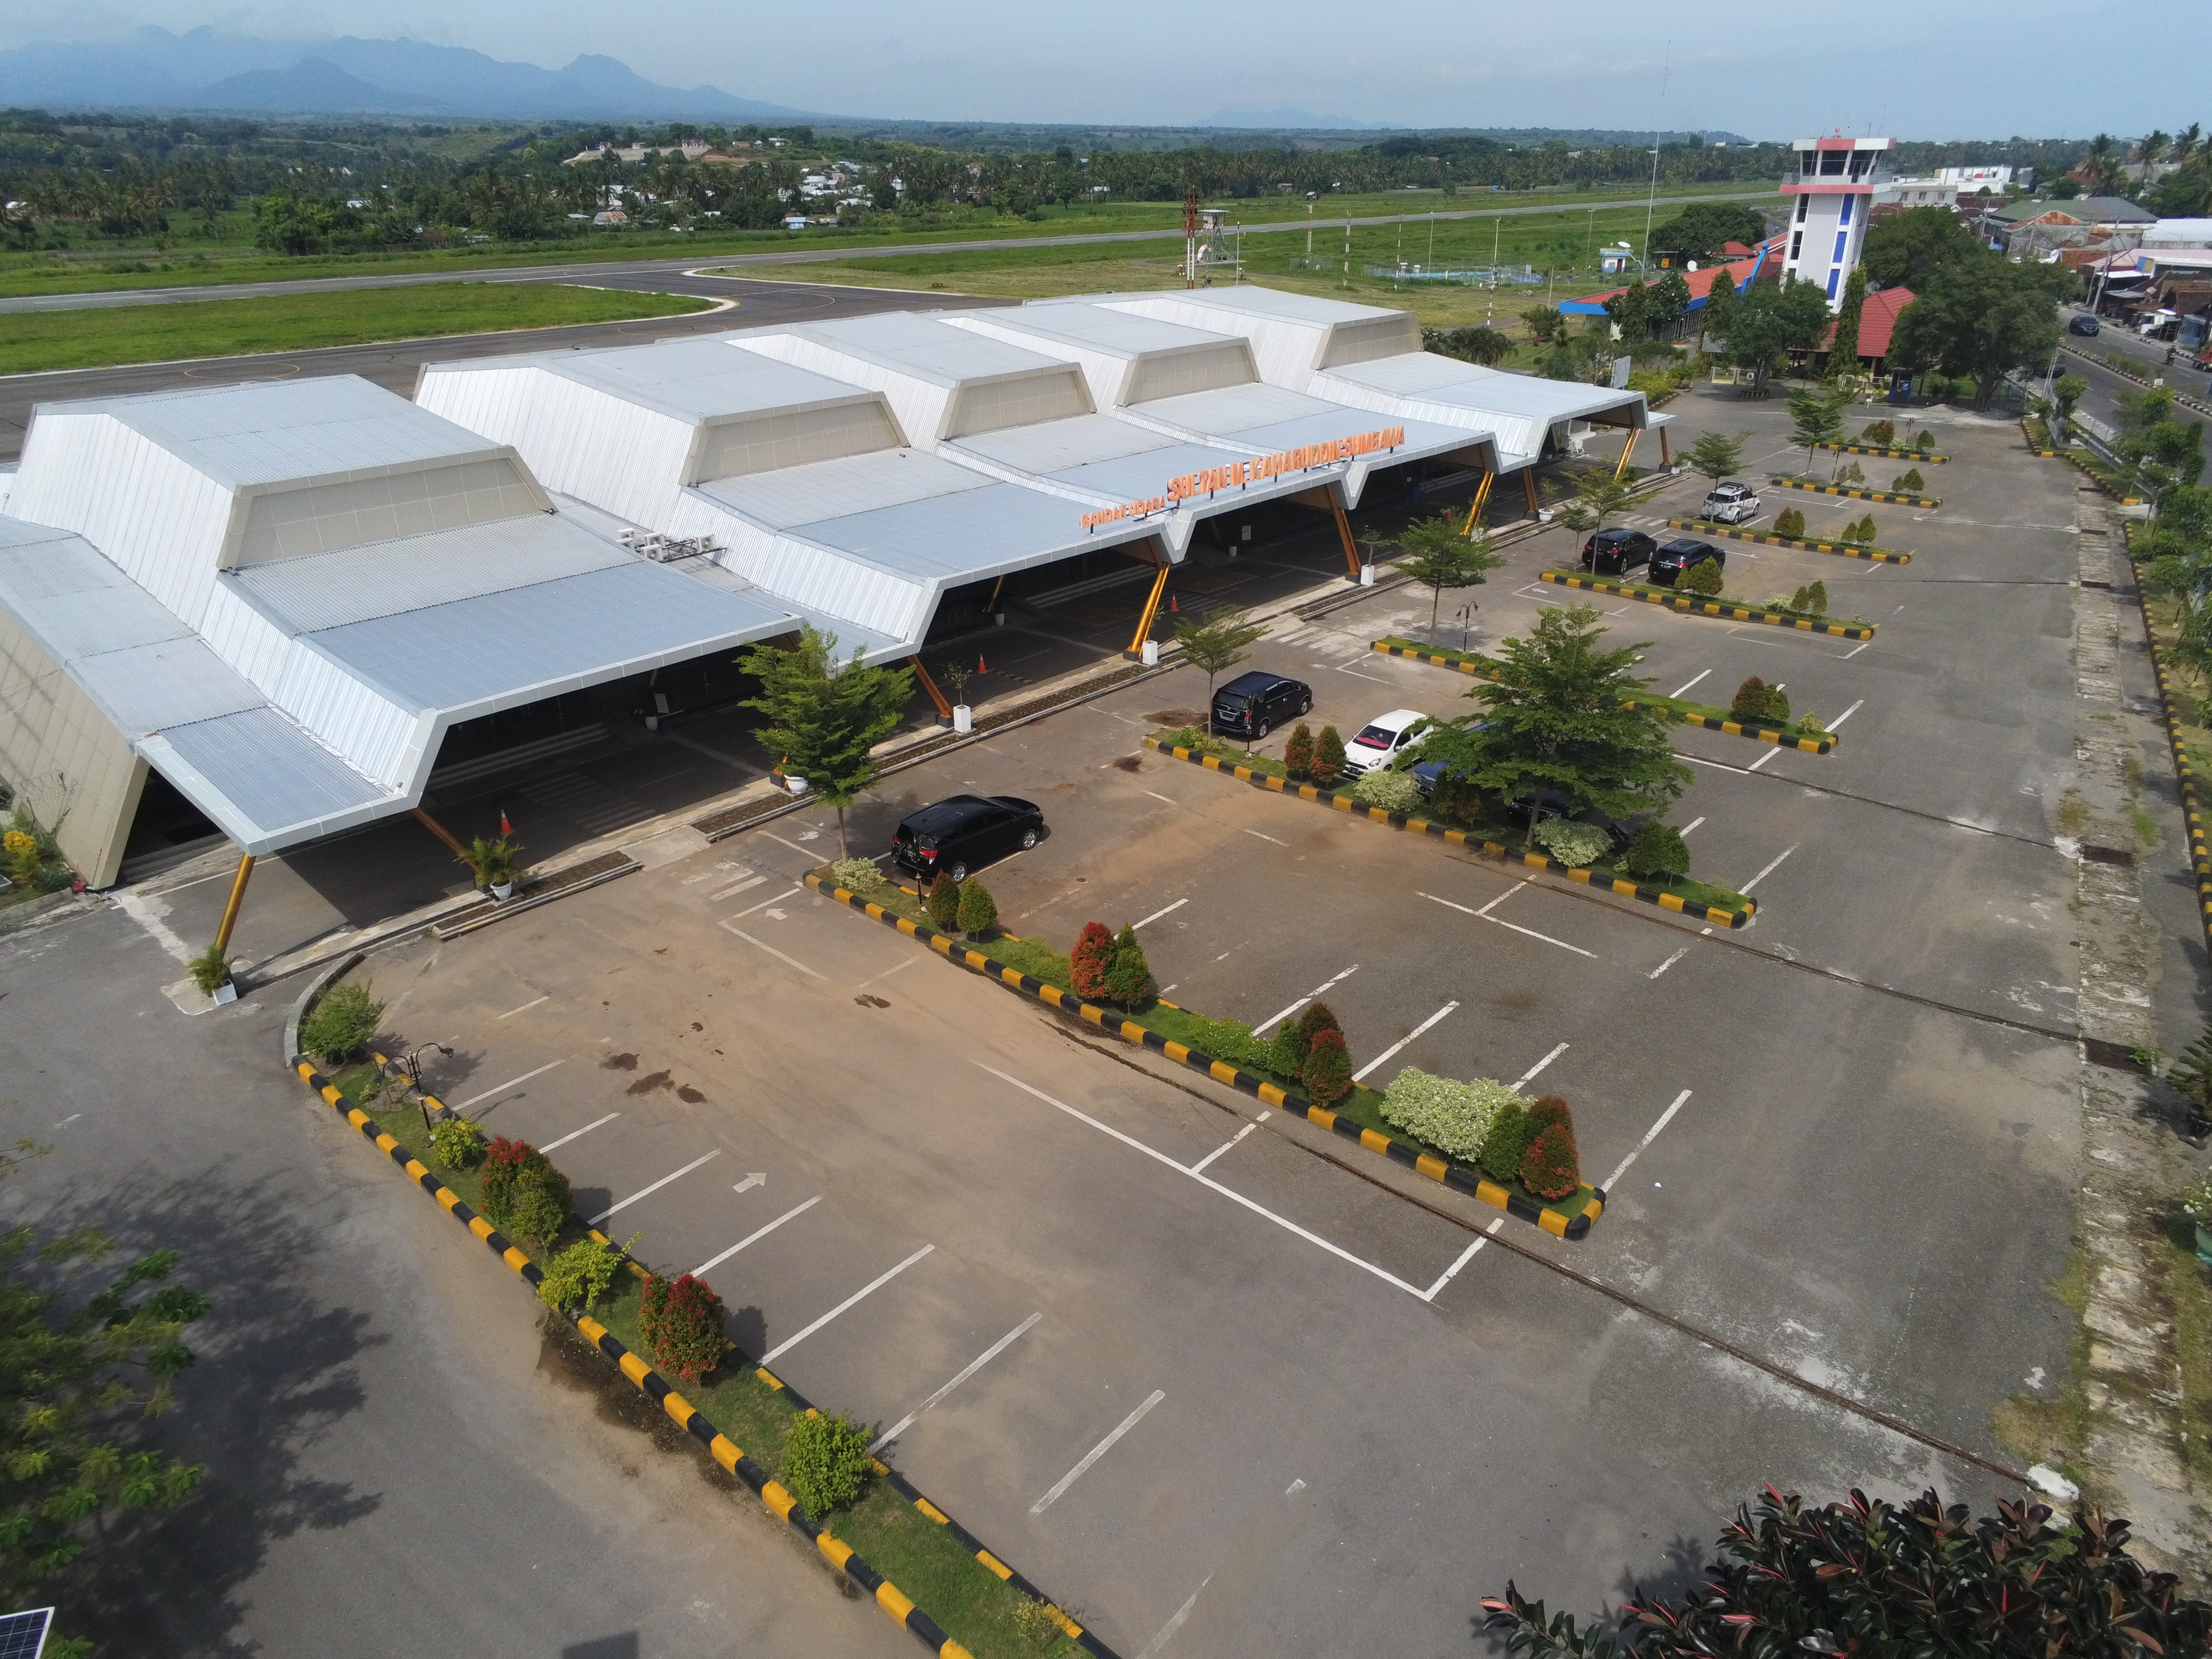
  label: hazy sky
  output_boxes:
[3,0,2202,137]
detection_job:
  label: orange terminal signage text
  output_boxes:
[1078,425,1404,531]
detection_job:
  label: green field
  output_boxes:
[0,282,714,373]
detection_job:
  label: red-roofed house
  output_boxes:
[1809,285,1915,372]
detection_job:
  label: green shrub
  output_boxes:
[1803,579,1827,616]
[829,857,882,894]
[1892,468,1925,493]
[1352,769,1421,814]
[1012,1595,1067,1646]
[188,944,233,996]
[956,878,998,937]
[1836,461,1866,486]
[1623,820,1692,879]
[478,1136,571,1251]
[1301,1028,1352,1106]
[1534,818,1611,868]
[1381,1070,1527,1161]
[1294,1002,1342,1058]
[1070,921,1115,1001]
[1311,725,1347,787]
[536,1230,634,1312]
[1101,923,1151,1007]
[1521,1118,1582,1200]
[925,870,959,930]
[1913,429,1936,451]
[301,979,385,1061]
[1861,419,1896,445]
[639,1271,728,1382]
[780,1408,874,1518]
[1676,556,1724,596]
[1186,1015,1272,1072]
[1774,507,1805,537]
[1479,1102,1534,1182]
[1730,676,1770,721]
[1283,722,1314,778]
[1765,686,1792,722]
[1159,725,1206,751]
[430,1116,487,1170]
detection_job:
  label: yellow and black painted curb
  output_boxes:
[1768,476,1940,509]
[2062,449,2144,505]
[2020,419,2062,459]
[802,873,1606,1238]
[1137,734,1753,928]
[1539,570,1875,639]
[1812,442,1948,463]
[2121,539,2212,956]
[1663,517,1911,564]
[289,1058,1101,1659]
[1368,641,1836,753]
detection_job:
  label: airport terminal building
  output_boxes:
[0,286,1659,890]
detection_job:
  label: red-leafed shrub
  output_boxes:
[478,1136,571,1249]
[1526,1096,1571,1136]
[640,1272,728,1382]
[1302,1028,1352,1106]
[1283,722,1315,779]
[1520,1120,1582,1200]
[1070,921,1115,1001]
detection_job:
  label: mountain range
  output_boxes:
[0,26,833,122]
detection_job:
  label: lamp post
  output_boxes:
[400,1043,455,1137]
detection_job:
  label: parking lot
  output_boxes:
[309,391,2103,1655]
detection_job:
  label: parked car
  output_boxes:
[1650,537,1723,587]
[1581,527,1657,576]
[1411,722,1494,798]
[2068,313,2101,337]
[890,794,1045,882]
[1698,481,1761,524]
[1342,708,1433,780]
[1211,670,1312,739]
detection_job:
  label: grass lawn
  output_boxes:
[0,282,713,372]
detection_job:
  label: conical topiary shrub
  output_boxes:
[1301,1028,1352,1106]
[1311,725,1347,788]
[1283,722,1315,779]
[1070,921,1115,1001]
[926,870,959,930]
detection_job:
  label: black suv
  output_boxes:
[1581,528,1656,576]
[1650,537,1723,587]
[2068,313,2101,337]
[1211,670,1312,739]
[890,795,1045,882]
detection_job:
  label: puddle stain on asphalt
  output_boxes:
[603,1053,639,1071]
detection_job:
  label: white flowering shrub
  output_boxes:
[1352,769,1423,814]
[1535,818,1611,868]
[1380,1069,1529,1162]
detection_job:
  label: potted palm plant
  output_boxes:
[459,835,524,900]
[2183,1176,2212,1265]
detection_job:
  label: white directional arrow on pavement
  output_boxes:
[734,1173,766,1194]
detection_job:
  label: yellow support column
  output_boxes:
[211,852,254,956]
[411,806,468,858]
[1522,470,1540,515]
[1611,428,1642,482]
[1461,470,1495,536]
[1124,545,1172,660]
[1329,495,1362,577]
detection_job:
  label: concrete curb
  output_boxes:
[284,1056,1094,1659]
[1138,735,1754,927]
[2121,534,2212,957]
[803,873,1606,1238]
[1812,442,1948,463]
[1368,642,1836,753]
[1539,570,1876,640]
[2020,419,2063,458]
[1663,517,1912,564]
[2061,449,2145,506]
[283,951,364,1074]
[1768,476,1939,509]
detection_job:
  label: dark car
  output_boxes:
[1649,537,1723,587]
[1211,670,1312,739]
[2068,313,2101,337]
[890,794,1045,882]
[1581,528,1657,576]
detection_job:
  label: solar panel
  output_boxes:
[0,1608,53,1659]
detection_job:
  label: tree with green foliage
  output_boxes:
[1519,304,1568,345]
[1101,924,1151,1008]
[1417,603,1691,848]
[2050,373,2088,440]
[1683,429,1747,491]
[739,625,913,859]
[1862,203,1984,289]
[1392,513,1506,645]
[1482,1485,2211,1659]
[1675,555,1723,596]
[1697,271,1733,353]
[1173,605,1267,719]
[926,870,959,930]
[1311,725,1347,787]
[1556,471,1632,541]
[1718,274,1832,396]
[1827,264,1867,374]
[955,877,998,938]
[1889,250,2070,409]
[300,979,385,1063]
[781,1409,873,1518]
[1646,269,1692,337]
[0,1222,210,1654]
[1423,325,1515,365]
[1623,819,1692,879]
[1648,200,1767,263]
[1786,385,1849,473]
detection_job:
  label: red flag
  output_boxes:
[499,811,513,836]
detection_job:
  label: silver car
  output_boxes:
[1700,481,1761,524]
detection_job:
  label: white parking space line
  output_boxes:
[1133,898,1189,930]
[1421,1218,1504,1300]
[1353,1001,1460,1082]
[1842,641,1874,660]
[709,874,768,902]
[870,1312,1043,1453]
[1514,1042,1569,1089]
[1423,890,1595,956]
[588,1149,723,1225]
[1648,947,1690,980]
[1738,844,1799,895]
[1680,816,1706,836]
[1030,1389,1166,1516]
[454,1058,566,1111]
[498,995,549,1019]
[1332,663,1392,683]
[1746,747,1783,772]
[760,1243,936,1365]
[1495,915,1597,955]
[980,1064,1430,1296]
[1601,1089,1695,1192]
[729,884,802,920]
[1244,829,1287,847]
[1142,791,1179,805]
[1827,697,1865,729]
[1477,878,1532,917]
[1254,964,1360,1034]
[541,1111,621,1153]
[853,956,921,993]
[720,924,826,979]
[1670,669,1711,697]
[1190,1121,1259,1173]
[692,1195,822,1278]
[760,830,821,859]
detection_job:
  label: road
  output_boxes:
[0,275,998,462]
[0,188,1773,315]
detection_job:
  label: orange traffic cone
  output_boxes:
[977,655,987,674]
[499,810,513,835]
[1169,594,1178,611]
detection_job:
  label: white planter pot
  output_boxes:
[211,979,238,1006]
[1141,640,1159,666]
[491,881,515,900]
[1359,564,1375,586]
[785,774,809,794]
[952,704,973,733]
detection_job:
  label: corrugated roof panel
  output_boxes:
[152,706,395,834]
[1217,410,1483,459]
[972,305,1235,356]
[233,513,633,632]
[774,313,1071,385]
[1040,440,1257,504]
[952,414,1175,474]
[72,638,268,733]
[798,482,1102,577]
[15,587,192,659]
[1131,382,1352,432]
[696,448,988,529]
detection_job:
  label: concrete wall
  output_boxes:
[0,599,149,889]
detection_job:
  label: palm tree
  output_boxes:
[2080,134,2125,196]
[2135,130,2170,168]
[2173,124,2203,168]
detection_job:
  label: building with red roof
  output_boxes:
[1817,285,1915,368]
